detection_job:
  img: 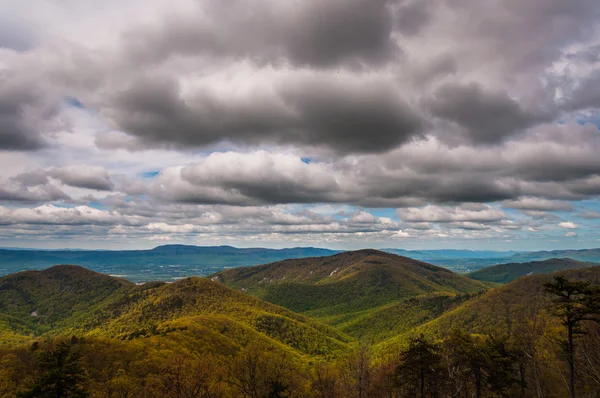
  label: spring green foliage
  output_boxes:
[468,258,595,284]
[213,250,488,341]
[1,254,600,396]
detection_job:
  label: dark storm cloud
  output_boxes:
[0,74,58,150]
[107,74,423,154]
[125,0,398,68]
[65,0,598,155]
[428,82,544,144]
[395,0,432,36]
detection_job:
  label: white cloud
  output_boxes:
[398,204,506,223]
[558,221,579,229]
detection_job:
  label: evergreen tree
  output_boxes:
[395,334,446,398]
[443,330,519,398]
[18,342,89,398]
[543,276,600,398]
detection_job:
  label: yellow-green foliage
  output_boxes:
[213,249,488,341]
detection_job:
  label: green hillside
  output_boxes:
[0,265,349,358]
[379,266,600,349]
[1,260,599,397]
[467,257,595,283]
[212,249,489,341]
[0,265,134,339]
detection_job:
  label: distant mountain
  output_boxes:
[381,248,520,260]
[0,245,340,282]
[504,248,600,263]
[467,258,595,283]
[212,249,489,341]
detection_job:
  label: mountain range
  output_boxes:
[1,249,600,396]
[2,244,599,283]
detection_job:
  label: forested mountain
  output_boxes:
[467,258,595,283]
[212,249,488,341]
[1,256,600,397]
[0,265,349,356]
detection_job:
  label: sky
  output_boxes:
[0,0,599,251]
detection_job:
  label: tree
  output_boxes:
[339,345,372,398]
[394,334,446,398]
[18,342,89,398]
[228,343,305,398]
[145,354,225,398]
[443,330,519,398]
[312,362,339,398]
[543,276,600,398]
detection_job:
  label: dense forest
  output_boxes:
[1,250,600,397]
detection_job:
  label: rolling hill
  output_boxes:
[467,257,595,283]
[211,249,489,341]
[1,257,599,397]
[378,266,600,350]
[0,265,349,357]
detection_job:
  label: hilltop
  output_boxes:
[0,265,133,339]
[212,249,488,341]
[467,257,595,283]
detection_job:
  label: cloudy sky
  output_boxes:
[1,0,600,250]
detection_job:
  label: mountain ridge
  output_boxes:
[467,257,596,283]
[212,249,489,341]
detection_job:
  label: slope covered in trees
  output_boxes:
[1,257,600,397]
[376,267,600,396]
[0,265,350,359]
[467,258,595,283]
[212,249,488,341]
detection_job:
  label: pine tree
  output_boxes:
[18,342,89,398]
[543,276,600,398]
[395,334,446,398]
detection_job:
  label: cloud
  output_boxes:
[48,166,114,191]
[0,204,142,226]
[104,71,423,155]
[578,211,600,219]
[0,0,600,248]
[0,182,69,203]
[398,204,506,223]
[428,82,545,144]
[0,73,61,150]
[558,221,579,229]
[13,166,114,191]
[125,0,398,68]
[565,231,578,237]
[503,197,574,211]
